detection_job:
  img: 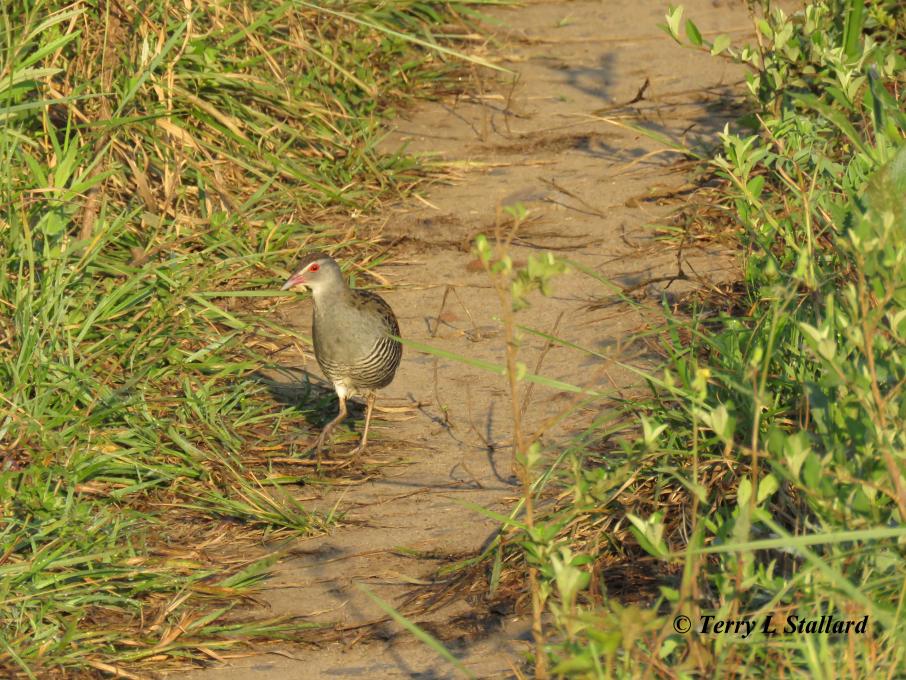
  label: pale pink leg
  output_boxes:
[315,392,348,462]
[350,393,376,461]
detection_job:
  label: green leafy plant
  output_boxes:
[473,204,572,679]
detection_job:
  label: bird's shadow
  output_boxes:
[251,366,365,429]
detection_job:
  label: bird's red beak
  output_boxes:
[281,273,306,291]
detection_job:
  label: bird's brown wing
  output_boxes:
[351,289,400,337]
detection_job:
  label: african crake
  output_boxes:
[282,253,402,459]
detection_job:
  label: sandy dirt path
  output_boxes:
[179,1,745,677]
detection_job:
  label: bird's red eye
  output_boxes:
[308,263,320,273]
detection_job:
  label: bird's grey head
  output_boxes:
[281,253,345,299]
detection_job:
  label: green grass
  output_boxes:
[0,0,489,675]
[431,0,906,677]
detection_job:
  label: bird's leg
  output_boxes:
[315,392,348,461]
[350,392,376,461]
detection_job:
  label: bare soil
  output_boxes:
[175,1,748,677]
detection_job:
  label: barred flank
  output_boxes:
[319,334,402,390]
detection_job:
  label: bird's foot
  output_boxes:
[287,437,312,452]
[347,443,367,461]
[285,434,330,464]
[312,427,337,460]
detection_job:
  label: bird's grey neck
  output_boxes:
[311,279,350,306]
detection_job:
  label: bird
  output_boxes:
[281,252,402,460]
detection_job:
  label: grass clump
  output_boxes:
[467,0,905,677]
[1,0,484,675]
